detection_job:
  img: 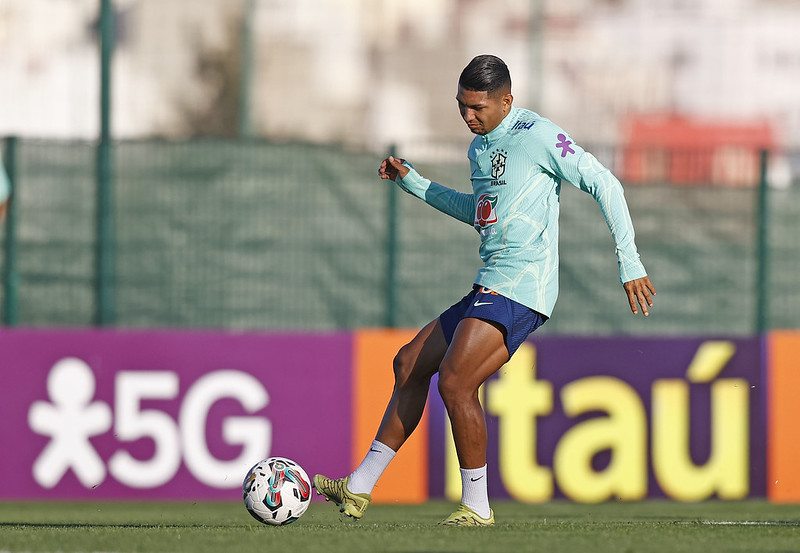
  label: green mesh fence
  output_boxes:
[115,140,392,328]
[1,138,798,334]
[769,181,800,330]
[3,140,96,326]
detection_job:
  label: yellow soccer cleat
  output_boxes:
[438,503,495,527]
[312,474,372,520]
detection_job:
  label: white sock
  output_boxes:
[460,465,491,519]
[347,440,396,495]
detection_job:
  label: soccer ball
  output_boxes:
[242,457,312,526]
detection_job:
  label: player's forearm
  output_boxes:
[577,154,647,282]
[606,201,647,284]
[396,167,474,224]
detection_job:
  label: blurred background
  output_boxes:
[1,0,799,335]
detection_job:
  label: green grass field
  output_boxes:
[2,500,800,553]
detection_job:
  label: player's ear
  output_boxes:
[502,93,513,113]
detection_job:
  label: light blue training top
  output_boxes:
[395,106,647,317]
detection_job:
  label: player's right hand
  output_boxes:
[378,156,409,181]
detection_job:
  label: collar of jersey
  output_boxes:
[481,107,518,145]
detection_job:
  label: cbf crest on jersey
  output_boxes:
[490,149,508,186]
[491,150,507,179]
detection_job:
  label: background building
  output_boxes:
[2,0,800,150]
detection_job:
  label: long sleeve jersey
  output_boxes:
[395,106,647,317]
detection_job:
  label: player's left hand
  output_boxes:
[623,276,656,317]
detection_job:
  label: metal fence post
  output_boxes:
[238,0,256,138]
[3,136,19,326]
[96,0,116,326]
[385,145,400,328]
[755,149,770,334]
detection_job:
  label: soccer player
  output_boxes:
[314,55,655,526]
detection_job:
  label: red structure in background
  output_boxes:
[621,114,775,187]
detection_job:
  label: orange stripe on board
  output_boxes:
[353,329,428,504]
[768,331,800,502]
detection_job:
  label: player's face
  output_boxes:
[456,86,513,135]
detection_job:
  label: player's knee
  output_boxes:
[392,344,418,387]
[437,362,468,406]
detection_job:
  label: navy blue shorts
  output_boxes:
[439,286,548,358]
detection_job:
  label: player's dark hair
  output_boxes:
[459,55,512,95]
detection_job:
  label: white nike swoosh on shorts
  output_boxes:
[473,301,493,307]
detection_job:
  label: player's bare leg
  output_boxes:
[313,318,447,519]
[438,317,508,467]
[437,317,508,525]
[374,318,448,450]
